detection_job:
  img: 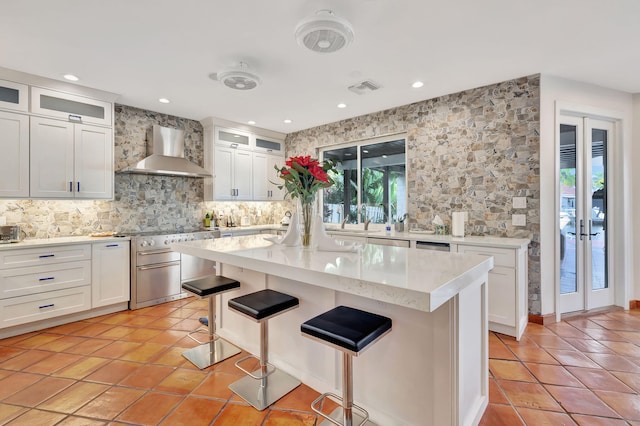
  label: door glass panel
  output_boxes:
[559,124,577,294]
[323,146,358,224]
[255,138,281,151]
[0,86,19,104]
[218,130,249,146]
[40,95,105,119]
[590,128,607,290]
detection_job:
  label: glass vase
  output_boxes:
[297,193,317,248]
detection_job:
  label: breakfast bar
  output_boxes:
[172,234,494,426]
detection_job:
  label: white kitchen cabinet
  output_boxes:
[214,145,253,201]
[0,79,28,112]
[254,135,285,155]
[30,117,113,199]
[30,87,112,126]
[92,241,130,308]
[0,111,29,198]
[253,152,285,201]
[0,244,93,330]
[454,243,528,340]
[215,126,252,151]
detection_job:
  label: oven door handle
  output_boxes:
[137,261,180,271]
[138,249,173,256]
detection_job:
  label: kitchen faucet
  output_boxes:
[341,218,348,229]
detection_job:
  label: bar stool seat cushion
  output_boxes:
[301,305,392,353]
[181,275,240,297]
[229,289,299,320]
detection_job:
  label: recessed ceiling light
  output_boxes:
[247,120,256,125]
[158,98,170,104]
[412,81,424,88]
[283,119,292,124]
[63,74,79,81]
[337,103,347,108]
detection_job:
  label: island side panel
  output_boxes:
[214,262,488,426]
[457,273,489,426]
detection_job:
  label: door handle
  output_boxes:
[588,220,598,240]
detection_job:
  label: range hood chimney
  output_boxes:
[120,125,211,178]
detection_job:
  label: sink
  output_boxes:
[325,228,380,234]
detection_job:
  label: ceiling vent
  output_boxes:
[210,62,261,90]
[295,10,354,54]
[348,79,382,95]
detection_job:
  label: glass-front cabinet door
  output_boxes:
[0,79,28,112]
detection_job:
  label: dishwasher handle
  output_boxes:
[415,241,451,251]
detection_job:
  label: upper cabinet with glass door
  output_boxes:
[254,135,285,156]
[31,87,112,126]
[0,80,28,112]
[321,137,407,227]
[215,126,252,151]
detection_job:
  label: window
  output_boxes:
[321,136,407,225]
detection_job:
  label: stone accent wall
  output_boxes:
[286,75,541,314]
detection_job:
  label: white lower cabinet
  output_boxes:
[454,243,528,340]
[0,240,130,332]
[92,241,130,307]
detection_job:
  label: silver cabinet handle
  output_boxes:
[77,182,80,192]
[39,277,55,281]
[69,181,73,192]
[106,244,119,247]
[39,254,55,258]
[39,303,54,309]
[68,114,82,122]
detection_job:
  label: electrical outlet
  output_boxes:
[512,214,526,226]
[512,197,527,209]
[0,217,5,225]
[257,209,262,217]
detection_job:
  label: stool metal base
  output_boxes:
[312,392,371,426]
[182,338,241,369]
[229,368,300,411]
[319,407,374,426]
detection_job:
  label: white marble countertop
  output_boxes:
[0,235,130,250]
[214,224,530,249]
[172,234,494,312]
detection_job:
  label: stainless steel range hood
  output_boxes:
[120,125,211,178]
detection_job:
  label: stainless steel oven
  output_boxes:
[129,230,219,309]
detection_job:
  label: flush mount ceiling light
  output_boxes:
[210,62,261,90]
[295,10,354,54]
[63,74,79,81]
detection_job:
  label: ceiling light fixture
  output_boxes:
[158,98,170,104]
[63,74,79,81]
[412,81,424,88]
[295,10,354,54]
[283,119,292,124]
[247,120,256,125]
[211,62,261,91]
[337,103,347,108]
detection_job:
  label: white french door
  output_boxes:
[559,115,613,313]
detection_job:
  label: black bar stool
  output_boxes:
[180,275,241,369]
[228,289,301,410]
[301,305,392,426]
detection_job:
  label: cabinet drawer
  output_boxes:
[0,245,91,269]
[488,266,517,327]
[0,286,91,328]
[456,245,515,268]
[0,260,91,298]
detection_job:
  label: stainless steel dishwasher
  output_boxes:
[415,241,451,251]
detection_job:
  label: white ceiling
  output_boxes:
[1,0,638,134]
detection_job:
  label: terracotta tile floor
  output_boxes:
[0,299,639,425]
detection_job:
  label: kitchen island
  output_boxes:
[172,234,494,426]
